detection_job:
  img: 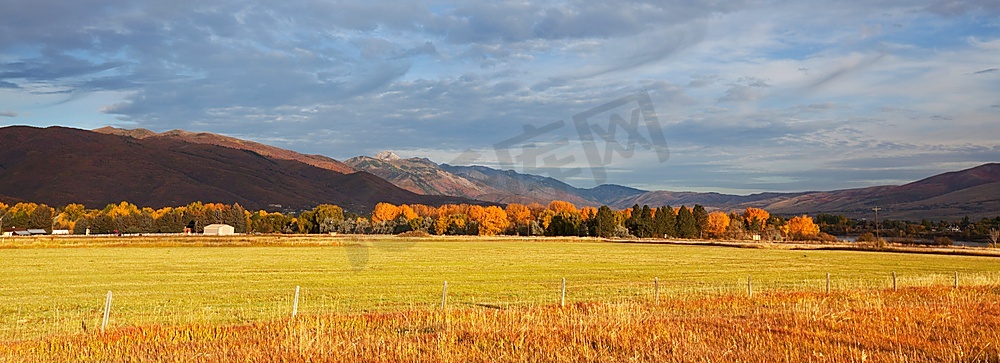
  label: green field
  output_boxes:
[3,236,999,341]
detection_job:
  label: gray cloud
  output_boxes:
[0,0,996,194]
[0,111,17,118]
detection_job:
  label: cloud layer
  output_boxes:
[1,0,997,193]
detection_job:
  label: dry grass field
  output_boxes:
[2,235,999,361]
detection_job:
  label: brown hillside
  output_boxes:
[0,126,467,212]
[94,126,355,174]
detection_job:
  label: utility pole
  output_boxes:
[872,207,881,243]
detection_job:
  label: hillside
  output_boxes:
[0,126,467,212]
[94,126,355,174]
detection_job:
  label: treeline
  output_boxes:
[0,200,829,241]
[815,214,1000,242]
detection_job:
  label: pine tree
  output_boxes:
[656,206,676,238]
[692,205,709,239]
[675,206,697,238]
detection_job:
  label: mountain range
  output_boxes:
[0,126,468,211]
[1,125,997,220]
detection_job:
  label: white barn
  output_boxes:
[203,224,236,236]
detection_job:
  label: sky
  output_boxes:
[1,0,998,194]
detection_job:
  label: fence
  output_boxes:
[3,270,998,342]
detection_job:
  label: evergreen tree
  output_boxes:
[654,206,676,238]
[626,204,641,236]
[692,204,709,239]
[637,205,654,238]
[675,206,697,238]
[594,206,616,238]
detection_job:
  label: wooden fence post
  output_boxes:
[892,272,897,291]
[292,286,300,318]
[561,277,566,308]
[954,271,959,289]
[826,273,831,294]
[747,275,752,297]
[101,291,112,333]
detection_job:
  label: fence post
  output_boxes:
[954,271,958,289]
[292,285,300,318]
[892,272,897,291]
[560,277,567,308]
[747,275,752,297]
[654,277,660,304]
[101,291,112,333]
[441,281,448,310]
[826,273,831,294]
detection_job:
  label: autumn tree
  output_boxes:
[785,215,820,241]
[705,211,730,239]
[478,206,510,236]
[505,203,533,235]
[397,205,419,221]
[548,200,578,215]
[743,207,770,233]
[371,202,400,223]
[580,206,598,221]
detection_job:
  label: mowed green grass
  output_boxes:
[2,237,999,340]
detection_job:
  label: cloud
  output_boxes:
[0,0,997,194]
[0,111,17,117]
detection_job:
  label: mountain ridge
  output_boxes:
[0,126,469,212]
[4,126,996,220]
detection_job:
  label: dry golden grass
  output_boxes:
[3,286,998,362]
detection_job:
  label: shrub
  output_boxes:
[856,232,876,243]
[934,236,953,246]
[397,230,431,238]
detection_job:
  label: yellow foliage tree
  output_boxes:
[505,203,532,227]
[705,211,730,239]
[785,215,820,241]
[408,204,438,218]
[467,205,486,223]
[397,204,419,221]
[743,207,770,232]
[478,206,510,236]
[547,200,578,215]
[371,202,400,223]
[580,206,598,221]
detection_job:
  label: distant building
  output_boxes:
[203,224,236,236]
[52,229,71,235]
[26,229,48,235]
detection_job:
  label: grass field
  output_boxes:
[2,235,1000,361]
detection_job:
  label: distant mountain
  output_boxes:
[438,164,634,206]
[19,126,996,220]
[344,154,491,198]
[345,152,648,207]
[94,126,355,174]
[751,164,1000,220]
[0,126,468,212]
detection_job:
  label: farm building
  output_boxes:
[203,224,236,236]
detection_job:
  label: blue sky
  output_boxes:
[1,0,998,193]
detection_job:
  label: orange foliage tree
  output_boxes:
[705,211,730,238]
[397,204,418,221]
[478,206,510,236]
[371,202,400,223]
[505,203,532,226]
[580,206,598,221]
[408,204,438,218]
[743,207,770,233]
[784,215,820,241]
[547,200,578,214]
